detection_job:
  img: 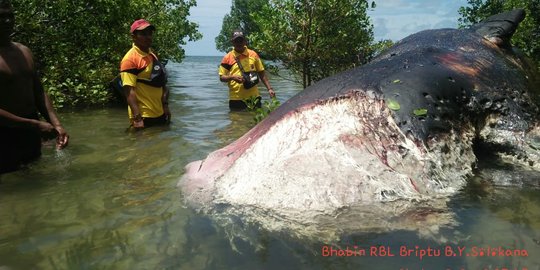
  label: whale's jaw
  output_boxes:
[179,92,476,222]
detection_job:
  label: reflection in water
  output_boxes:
[214,111,257,146]
[452,184,540,269]
[0,56,539,269]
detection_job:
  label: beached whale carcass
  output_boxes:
[179,9,540,239]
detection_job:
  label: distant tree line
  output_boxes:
[12,0,201,107]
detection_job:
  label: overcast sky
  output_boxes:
[183,0,470,56]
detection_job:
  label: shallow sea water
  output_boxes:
[0,56,539,270]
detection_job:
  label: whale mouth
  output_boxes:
[179,91,477,238]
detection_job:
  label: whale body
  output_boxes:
[179,9,540,239]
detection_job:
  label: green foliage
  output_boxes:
[249,0,374,88]
[458,0,540,70]
[11,0,201,107]
[369,39,394,59]
[215,0,268,53]
[254,97,281,123]
[243,95,261,111]
[458,0,505,26]
[244,96,281,123]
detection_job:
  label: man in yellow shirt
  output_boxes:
[219,30,275,110]
[120,19,170,128]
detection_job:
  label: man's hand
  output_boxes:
[231,75,244,83]
[268,88,276,98]
[35,121,69,149]
[54,125,69,149]
[132,118,144,129]
[163,104,171,124]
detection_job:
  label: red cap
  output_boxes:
[130,19,154,34]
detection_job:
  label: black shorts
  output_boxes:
[143,114,169,127]
[229,96,261,111]
[0,126,42,174]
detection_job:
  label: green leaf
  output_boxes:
[392,79,401,84]
[387,99,400,111]
[413,108,428,116]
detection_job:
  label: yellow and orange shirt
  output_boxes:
[218,47,265,101]
[120,44,166,118]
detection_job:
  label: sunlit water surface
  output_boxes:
[1,56,539,270]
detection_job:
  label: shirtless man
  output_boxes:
[0,0,68,174]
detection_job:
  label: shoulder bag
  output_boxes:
[234,55,259,89]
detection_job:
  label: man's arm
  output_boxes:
[220,74,244,83]
[254,56,275,98]
[33,74,50,122]
[257,70,276,98]
[162,85,171,123]
[0,108,54,131]
[219,59,243,83]
[123,85,144,128]
[33,73,68,149]
[161,85,169,104]
[43,93,69,149]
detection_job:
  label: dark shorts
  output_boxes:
[229,96,262,111]
[143,114,169,127]
[0,125,42,174]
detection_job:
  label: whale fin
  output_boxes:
[470,9,525,47]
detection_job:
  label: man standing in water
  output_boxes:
[219,30,275,110]
[0,0,69,174]
[120,19,170,129]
